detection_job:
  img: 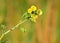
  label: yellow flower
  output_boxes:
[30,14,38,22]
[28,5,37,14]
[27,5,42,22]
[37,9,42,15]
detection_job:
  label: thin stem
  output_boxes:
[0,19,27,41]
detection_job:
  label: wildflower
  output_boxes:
[28,5,37,14]
[30,14,38,22]
[27,5,42,22]
[37,9,42,15]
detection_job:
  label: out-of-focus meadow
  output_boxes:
[0,0,60,43]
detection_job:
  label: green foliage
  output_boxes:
[20,27,27,33]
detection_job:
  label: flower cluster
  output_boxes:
[27,5,42,22]
[0,5,43,41]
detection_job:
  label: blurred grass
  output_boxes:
[56,0,60,43]
[0,0,59,43]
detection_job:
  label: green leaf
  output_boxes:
[20,27,27,33]
[23,12,31,20]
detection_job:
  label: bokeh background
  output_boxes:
[0,0,60,43]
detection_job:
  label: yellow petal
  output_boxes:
[31,14,38,19]
[30,18,36,22]
[30,14,38,22]
[31,5,37,11]
[28,8,32,13]
[37,9,42,15]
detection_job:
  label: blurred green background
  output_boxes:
[0,0,60,43]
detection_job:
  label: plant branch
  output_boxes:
[0,19,27,41]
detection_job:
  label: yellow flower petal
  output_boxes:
[30,18,36,22]
[30,14,38,22]
[37,9,42,15]
[31,5,37,11]
[31,14,38,19]
[28,8,32,13]
[28,5,37,14]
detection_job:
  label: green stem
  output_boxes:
[0,19,27,41]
